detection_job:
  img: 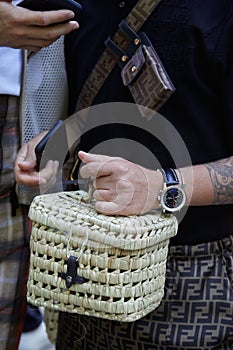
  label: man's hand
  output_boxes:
[14,132,59,192]
[0,1,79,51]
[79,151,163,216]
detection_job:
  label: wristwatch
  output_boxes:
[158,168,186,213]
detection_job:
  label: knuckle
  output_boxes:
[37,13,50,26]
[110,158,126,172]
[44,30,56,41]
[117,162,128,174]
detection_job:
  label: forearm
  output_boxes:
[179,156,233,207]
[78,152,233,215]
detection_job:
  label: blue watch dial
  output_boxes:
[163,187,184,209]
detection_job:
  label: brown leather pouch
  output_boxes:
[105,21,175,118]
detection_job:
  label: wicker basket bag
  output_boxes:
[27,190,177,322]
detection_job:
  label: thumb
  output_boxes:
[16,131,48,170]
[16,143,37,171]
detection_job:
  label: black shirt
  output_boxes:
[65,0,233,245]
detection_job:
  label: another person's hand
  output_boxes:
[0,1,79,51]
[78,151,163,216]
[14,132,59,192]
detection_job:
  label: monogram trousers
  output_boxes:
[56,235,233,350]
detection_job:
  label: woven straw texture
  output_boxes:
[27,190,177,322]
[43,309,59,344]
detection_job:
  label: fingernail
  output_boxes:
[54,160,59,168]
[69,20,79,28]
[66,11,75,18]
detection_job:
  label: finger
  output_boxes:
[78,151,114,164]
[39,163,59,193]
[95,180,134,214]
[17,8,75,26]
[95,176,115,189]
[15,169,41,186]
[14,147,37,185]
[80,161,113,179]
[14,145,37,173]
[80,156,128,179]
[16,148,37,171]
[39,166,57,187]
[95,201,123,216]
[94,189,117,202]
[39,160,59,184]
[32,19,79,38]
[15,144,28,165]
[12,21,78,49]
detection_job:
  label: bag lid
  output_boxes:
[29,190,177,251]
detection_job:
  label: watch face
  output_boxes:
[161,186,186,212]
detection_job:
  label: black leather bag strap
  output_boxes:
[75,0,162,112]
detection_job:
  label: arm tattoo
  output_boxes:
[205,157,233,205]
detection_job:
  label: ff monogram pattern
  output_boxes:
[121,44,174,114]
[56,235,233,350]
